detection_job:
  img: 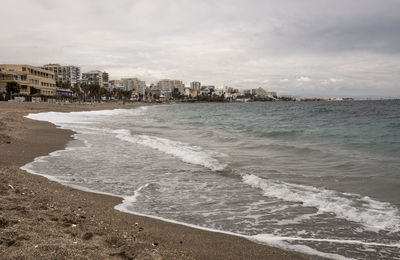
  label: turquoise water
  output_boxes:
[24,100,400,259]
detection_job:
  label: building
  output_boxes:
[108,80,124,90]
[121,78,146,95]
[81,70,109,88]
[190,81,201,90]
[42,64,80,86]
[156,79,185,93]
[254,87,278,100]
[0,64,57,96]
[224,86,239,94]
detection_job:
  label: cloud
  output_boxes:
[0,0,399,97]
[329,78,344,83]
[297,76,312,82]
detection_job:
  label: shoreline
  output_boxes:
[0,102,304,259]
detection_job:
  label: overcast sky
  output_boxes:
[1,0,399,97]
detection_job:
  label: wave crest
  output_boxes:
[242,174,400,232]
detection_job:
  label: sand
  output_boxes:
[0,101,305,260]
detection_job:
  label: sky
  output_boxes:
[1,0,399,98]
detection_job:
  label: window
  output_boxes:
[22,67,26,71]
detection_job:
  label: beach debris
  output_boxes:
[0,217,8,228]
[71,224,77,228]
[34,245,38,249]
[82,232,93,240]
[7,240,16,247]
[138,227,144,232]
[152,242,159,247]
[134,222,138,226]
[7,184,14,190]
[80,215,86,219]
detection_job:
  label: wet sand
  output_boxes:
[0,101,305,259]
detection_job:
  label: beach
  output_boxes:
[0,102,303,260]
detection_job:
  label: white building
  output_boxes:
[108,80,124,91]
[81,70,109,88]
[121,78,146,95]
[190,81,201,90]
[42,64,80,86]
[156,79,185,93]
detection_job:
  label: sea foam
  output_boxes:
[26,110,228,171]
[112,129,228,171]
[242,174,400,232]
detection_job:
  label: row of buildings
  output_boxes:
[0,63,278,102]
[0,64,109,99]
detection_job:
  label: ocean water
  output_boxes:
[23,101,400,259]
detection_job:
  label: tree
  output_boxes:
[122,90,132,101]
[56,81,72,89]
[172,88,181,100]
[99,87,108,100]
[71,84,83,99]
[80,84,100,100]
[6,81,20,95]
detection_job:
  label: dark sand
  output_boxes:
[0,101,305,259]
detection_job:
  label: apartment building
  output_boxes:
[190,81,201,90]
[0,64,56,96]
[42,64,80,86]
[156,79,185,93]
[121,78,146,95]
[81,70,109,88]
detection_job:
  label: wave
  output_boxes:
[112,129,228,171]
[242,174,400,232]
[250,234,400,260]
[114,183,150,212]
[26,109,229,172]
[26,108,146,126]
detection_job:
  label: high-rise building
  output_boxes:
[121,78,146,95]
[0,64,57,96]
[156,79,185,93]
[190,81,201,90]
[42,64,80,86]
[81,70,109,88]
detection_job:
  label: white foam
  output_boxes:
[251,234,355,260]
[251,234,400,249]
[26,109,228,172]
[115,198,400,260]
[25,108,145,127]
[114,200,351,259]
[112,129,228,171]
[115,183,150,211]
[242,174,400,232]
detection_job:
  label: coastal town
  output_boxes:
[0,64,345,103]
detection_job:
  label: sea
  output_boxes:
[23,100,400,259]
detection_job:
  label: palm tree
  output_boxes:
[6,81,20,96]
